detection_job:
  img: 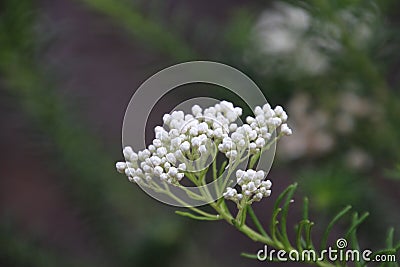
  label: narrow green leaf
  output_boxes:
[350,220,360,252]
[395,241,400,251]
[175,211,221,221]
[270,207,282,242]
[280,183,297,248]
[349,213,363,267]
[241,252,281,262]
[304,221,315,250]
[270,184,296,244]
[270,184,296,242]
[296,220,307,251]
[386,227,395,248]
[345,212,369,239]
[249,151,261,168]
[241,252,259,259]
[273,183,296,213]
[184,189,204,201]
[320,205,352,250]
[218,160,228,176]
[248,206,268,237]
[303,197,309,220]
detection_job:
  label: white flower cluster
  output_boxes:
[223,169,272,203]
[218,103,291,158]
[116,144,186,185]
[116,100,291,191]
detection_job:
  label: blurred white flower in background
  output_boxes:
[247,1,382,168]
[335,91,376,134]
[345,148,373,170]
[278,93,334,159]
[246,1,378,77]
[254,2,310,55]
[278,90,379,170]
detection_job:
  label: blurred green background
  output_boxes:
[1,0,399,266]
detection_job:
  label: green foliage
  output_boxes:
[177,182,399,266]
[386,164,400,181]
[79,0,197,60]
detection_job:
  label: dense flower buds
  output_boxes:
[116,100,291,202]
[235,169,272,202]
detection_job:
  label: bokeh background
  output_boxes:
[1,0,400,266]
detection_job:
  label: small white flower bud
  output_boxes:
[180,141,191,152]
[142,165,152,173]
[164,162,171,169]
[254,192,263,201]
[197,122,208,133]
[169,129,179,138]
[254,106,263,115]
[168,167,178,177]
[213,128,224,139]
[129,176,141,183]
[166,153,176,164]
[255,137,266,147]
[249,142,257,151]
[189,126,199,136]
[123,146,138,161]
[150,156,161,166]
[154,166,163,176]
[247,181,256,192]
[262,180,272,189]
[178,163,187,171]
[199,145,207,154]
[116,162,127,173]
[163,114,171,124]
[156,147,167,157]
[192,105,202,115]
[268,117,282,127]
[256,170,265,180]
[281,123,292,135]
[236,170,245,178]
[176,173,184,180]
[262,103,272,112]
[125,167,136,176]
[238,139,246,148]
[148,145,156,152]
[138,149,150,160]
[229,123,238,132]
[234,107,242,116]
[153,139,162,147]
[246,116,255,124]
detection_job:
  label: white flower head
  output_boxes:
[223,169,272,203]
[117,100,291,190]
